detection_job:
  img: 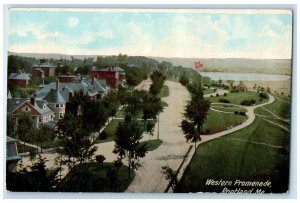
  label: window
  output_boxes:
[59,112,64,119]
[43,104,46,109]
[39,117,42,123]
[56,104,59,108]
[23,106,30,112]
[59,104,64,108]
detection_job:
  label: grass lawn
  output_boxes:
[158,85,170,98]
[115,107,143,119]
[211,104,246,113]
[255,97,291,120]
[202,110,246,134]
[96,119,147,143]
[176,118,290,193]
[208,91,268,106]
[141,139,163,151]
[203,88,215,95]
[59,162,135,192]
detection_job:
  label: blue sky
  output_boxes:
[8,9,292,59]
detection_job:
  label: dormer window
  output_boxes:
[56,104,59,108]
[23,106,30,112]
[43,104,46,109]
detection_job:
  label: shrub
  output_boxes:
[239,112,246,116]
[216,93,219,97]
[219,98,230,103]
[223,93,227,96]
[210,95,213,97]
[234,111,238,115]
[240,99,256,106]
[259,92,269,99]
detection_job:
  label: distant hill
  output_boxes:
[8,52,291,75]
[152,57,291,75]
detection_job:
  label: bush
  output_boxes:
[210,95,213,97]
[99,131,108,140]
[240,99,256,106]
[239,112,246,116]
[223,93,227,96]
[216,93,219,97]
[259,92,269,99]
[219,98,230,103]
[234,111,238,115]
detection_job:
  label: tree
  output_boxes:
[125,90,147,121]
[179,74,189,86]
[35,125,54,153]
[16,112,33,151]
[181,85,211,153]
[161,165,178,191]
[56,113,98,168]
[7,155,59,192]
[113,120,147,179]
[149,71,166,97]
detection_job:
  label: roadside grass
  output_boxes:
[176,118,290,193]
[208,91,268,106]
[158,85,170,98]
[59,162,134,192]
[141,139,163,151]
[202,110,246,134]
[210,104,246,113]
[115,108,143,119]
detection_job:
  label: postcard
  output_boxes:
[6,8,292,194]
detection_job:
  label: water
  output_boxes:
[199,72,290,81]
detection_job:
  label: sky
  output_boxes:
[8,9,293,59]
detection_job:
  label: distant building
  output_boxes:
[236,82,248,92]
[31,64,56,78]
[90,66,126,89]
[7,97,55,130]
[6,136,21,173]
[8,70,31,87]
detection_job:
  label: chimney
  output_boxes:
[30,97,36,106]
[56,79,59,91]
[42,80,45,85]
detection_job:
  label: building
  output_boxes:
[6,136,21,173]
[31,64,56,78]
[7,97,55,130]
[90,66,126,89]
[8,70,31,87]
[43,80,67,121]
[34,78,110,101]
[236,82,248,92]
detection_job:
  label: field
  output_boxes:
[176,117,290,193]
[211,103,247,113]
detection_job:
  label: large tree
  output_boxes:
[56,113,98,168]
[16,112,33,151]
[34,125,54,153]
[181,83,211,153]
[113,119,147,179]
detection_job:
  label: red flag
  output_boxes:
[195,60,203,69]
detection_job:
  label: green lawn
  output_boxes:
[203,88,215,95]
[158,85,170,98]
[255,97,291,120]
[59,162,135,192]
[141,139,163,151]
[211,104,246,113]
[209,91,268,106]
[176,118,290,193]
[115,107,143,119]
[202,110,246,134]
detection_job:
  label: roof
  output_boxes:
[9,72,30,80]
[43,89,66,104]
[32,64,56,68]
[7,98,54,115]
[7,136,17,143]
[101,66,125,73]
[7,136,21,161]
[32,68,45,73]
[43,121,56,129]
[7,98,27,114]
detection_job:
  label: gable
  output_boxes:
[12,102,41,116]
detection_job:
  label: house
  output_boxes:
[43,80,67,121]
[8,70,31,87]
[6,136,21,173]
[90,66,126,89]
[7,97,55,130]
[31,64,56,78]
[34,78,110,101]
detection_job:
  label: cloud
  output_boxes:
[68,17,79,28]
